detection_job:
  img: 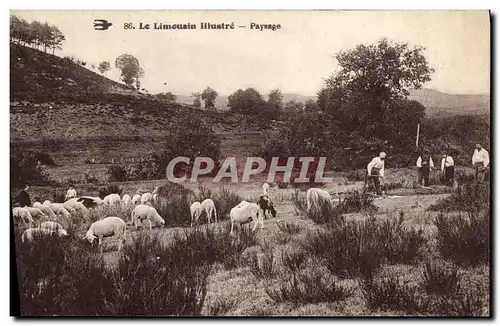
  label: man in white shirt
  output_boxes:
[416,149,434,187]
[366,152,386,195]
[440,153,455,186]
[472,143,490,182]
[65,185,77,201]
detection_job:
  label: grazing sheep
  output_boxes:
[190,201,203,227]
[77,196,104,208]
[131,204,165,230]
[24,207,48,220]
[45,203,71,218]
[230,202,263,235]
[236,200,251,208]
[262,182,270,195]
[103,193,121,206]
[64,198,90,215]
[257,195,277,219]
[82,216,127,252]
[40,221,66,233]
[42,200,51,206]
[22,227,67,243]
[201,199,218,223]
[121,194,132,206]
[60,203,77,215]
[140,192,153,205]
[33,202,57,219]
[13,207,34,227]
[132,194,141,205]
[306,188,332,212]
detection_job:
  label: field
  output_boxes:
[13,159,490,316]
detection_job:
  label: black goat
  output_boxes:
[258,195,277,219]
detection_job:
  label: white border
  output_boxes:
[2,1,498,325]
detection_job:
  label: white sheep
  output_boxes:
[42,200,51,206]
[201,199,217,223]
[121,194,132,206]
[40,221,67,234]
[306,188,332,212]
[45,203,71,218]
[190,201,203,227]
[22,227,67,243]
[230,202,263,235]
[103,193,121,206]
[132,194,141,205]
[82,216,127,252]
[33,202,57,219]
[64,198,90,215]
[59,202,77,215]
[24,207,47,220]
[13,207,34,228]
[131,204,165,230]
[140,192,153,205]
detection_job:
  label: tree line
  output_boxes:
[10,14,65,55]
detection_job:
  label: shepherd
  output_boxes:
[366,152,386,196]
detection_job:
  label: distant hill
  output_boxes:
[408,88,490,117]
[176,89,489,117]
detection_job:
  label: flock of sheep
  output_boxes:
[13,183,292,253]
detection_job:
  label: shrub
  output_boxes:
[265,270,354,305]
[337,191,377,214]
[249,249,278,280]
[300,221,383,280]
[281,248,307,273]
[276,220,302,235]
[10,149,53,188]
[107,165,127,182]
[52,190,66,203]
[434,210,490,267]
[421,260,461,295]
[361,275,425,314]
[98,184,123,198]
[428,182,489,213]
[379,214,427,264]
[104,232,210,316]
[301,215,427,280]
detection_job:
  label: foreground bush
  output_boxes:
[428,183,489,213]
[301,215,427,279]
[265,270,354,305]
[337,191,377,214]
[14,230,215,316]
[434,210,490,267]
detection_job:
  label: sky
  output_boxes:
[11,10,490,96]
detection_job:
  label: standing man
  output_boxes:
[416,149,435,187]
[366,152,386,196]
[16,184,32,207]
[440,153,455,186]
[65,185,77,201]
[472,143,490,182]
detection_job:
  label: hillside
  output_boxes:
[9,44,262,142]
[408,88,490,117]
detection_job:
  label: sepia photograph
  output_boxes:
[9,9,491,317]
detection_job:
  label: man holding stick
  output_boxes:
[366,152,386,196]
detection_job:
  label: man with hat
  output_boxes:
[366,152,386,196]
